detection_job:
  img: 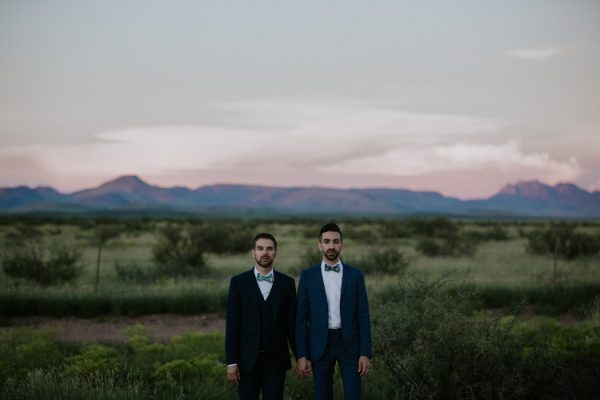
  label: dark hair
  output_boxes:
[252,232,278,250]
[319,222,343,241]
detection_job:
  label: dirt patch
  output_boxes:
[3,314,225,344]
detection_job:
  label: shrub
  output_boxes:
[0,361,15,384]
[153,359,197,384]
[188,221,254,254]
[416,237,444,256]
[416,234,476,257]
[345,247,409,275]
[114,261,154,283]
[408,217,460,237]
[397,217,479,257]
[4,223,44,243]
[464,225,510,242]
[65,344,121,377]
[190,353,223,379]
[0,329,63,382]
[126,330,168,374]
[381,220,412,238]
[342,224,383,242]
[288,248,322,276]
[152,224,207,277]
[525,223,600,259]
[525,223,600,285]
[167,332,225,361]
[14,338,63,370]
[1,241,82,286]
[372,279,543,399]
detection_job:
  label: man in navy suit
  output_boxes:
[226,233,297,400]
[296,223,372,400]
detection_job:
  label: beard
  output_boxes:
[256,256,274,268]
[322,249,340,262]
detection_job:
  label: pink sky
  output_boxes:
[1,2,599,199]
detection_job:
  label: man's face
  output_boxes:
[252,238,277,268]
[318,231,344,263]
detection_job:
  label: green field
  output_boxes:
[1,217,599,399]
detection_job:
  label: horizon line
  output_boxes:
[1,174,596,201]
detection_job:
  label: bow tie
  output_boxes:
[325,264,340,272]
[256,273,274,283]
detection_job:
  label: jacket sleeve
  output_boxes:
[295,270,310,359]
[357,270,372,358]
[225,276,241,365]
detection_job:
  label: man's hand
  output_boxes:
[227,364,240,384]
[357,356,370,377]
[296,357,312,377]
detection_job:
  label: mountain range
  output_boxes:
[1,175,599,217]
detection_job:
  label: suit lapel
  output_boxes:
[243,268,262,309]
[270,271,281,323]
[340,264,350,301]
[316,265,328,301]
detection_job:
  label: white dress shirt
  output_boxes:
[321,260,343,329]
[255,266,274,300]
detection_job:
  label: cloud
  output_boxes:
[320,141,581,185]
[507,47,559,61]
[0,99,583,197]
[25,100,504,175]
[588,180,600,193]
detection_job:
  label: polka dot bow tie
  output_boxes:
[256,273,274,283]
[325,264,340,272]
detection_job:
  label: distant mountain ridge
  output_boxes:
[1,175,599,217]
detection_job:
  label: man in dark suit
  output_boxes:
[296,223,372,400]
[225,232,297,400]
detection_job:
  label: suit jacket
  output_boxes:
[225,268,297,371]
[296,263,372,362]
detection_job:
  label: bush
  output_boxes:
[372,279,543,399]
[288,248,322,276]
[464,225,510,242]
[1,241,82,286]
[152,224,207,277]
[114,261,154,283]
[65,345,121,377]
[342,224,383,242]
[394,217,479,257]
[153,354,222,385]
[416,234,476,257]
[153,359,197,384]
[345,247,409,275]
[187,221,254,254]
[4,223,44,243]
[166,332,225,361]
[525,223,600,259]
[14,339,63,370]
[408,217,460,237]
[381,220,412,238]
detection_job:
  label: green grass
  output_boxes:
[1,219,600,318]
[2,304,599,399]
[0,282,228,318]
